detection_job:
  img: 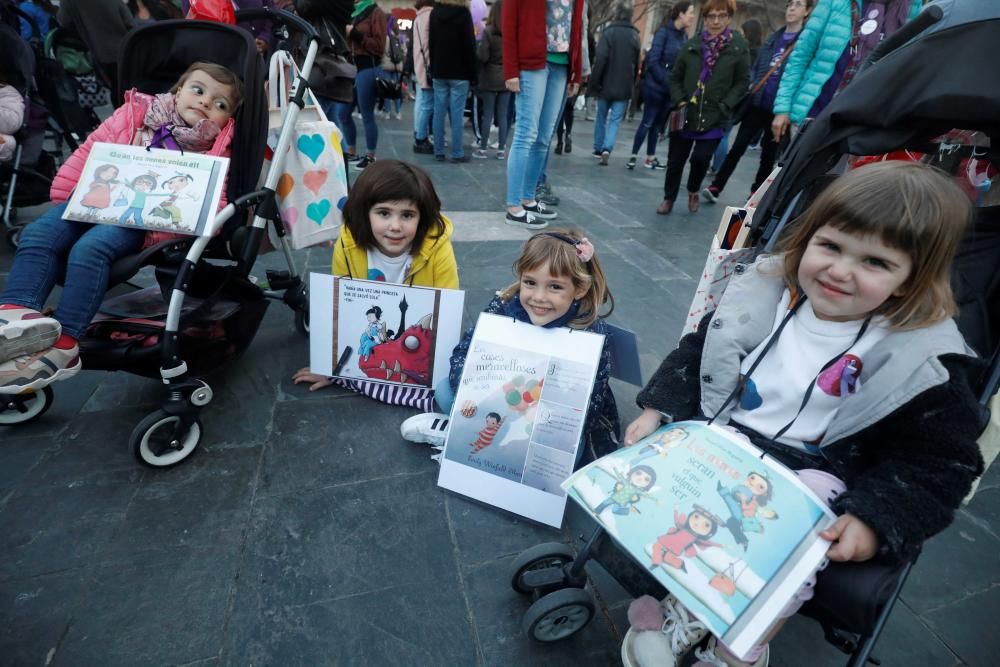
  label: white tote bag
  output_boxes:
[265,51,348,250]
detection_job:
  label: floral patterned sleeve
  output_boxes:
[448,294,509,391]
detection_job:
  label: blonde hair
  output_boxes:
[777,161,971,329]
[499,228,614,329]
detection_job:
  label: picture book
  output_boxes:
[563,421,836,656]
[62,142,229,236]
[437,313,605,527]
[309,275,465,388]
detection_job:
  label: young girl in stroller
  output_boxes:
[619,161,985,667]
[400,229,621,466]
[0,61,243,393]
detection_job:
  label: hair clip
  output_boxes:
[575,237,595,263]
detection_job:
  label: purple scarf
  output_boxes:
[143,93,221,153]
[691,27,733,104]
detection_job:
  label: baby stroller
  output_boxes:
[1,7,329,469]
[508,2,1000,665]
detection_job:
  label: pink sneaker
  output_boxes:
[0,344,81,394]
[0,307,61,363]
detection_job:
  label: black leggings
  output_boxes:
[556,96,577,142]
[662,134,721,201]
[710,105,787,195]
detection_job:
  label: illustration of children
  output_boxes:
[593,464,657,516]
[117,172,159,226]
[629,425,689,466]
[717,472,778,551]
[80,164,120,219]
[358,305,387,361]
[649,506,723,572]
[470,412,504,454]
[149,173,195,227]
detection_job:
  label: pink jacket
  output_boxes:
[51,89,235,248]
[412,6,432,90]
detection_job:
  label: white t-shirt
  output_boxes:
[728,290,889,452]
[366,248,412,284]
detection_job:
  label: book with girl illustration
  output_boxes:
[437,313,605,528]
[308,274,465,388]
[563,421,836,656]
[62,142,229,236]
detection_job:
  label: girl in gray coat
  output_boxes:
[474,0,509,159]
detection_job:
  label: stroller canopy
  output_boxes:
[754,0,1000,235]
[116,19,267,201]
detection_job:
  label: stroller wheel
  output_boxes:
[522,587,595,642]
[0,386,54,425]
[510,542,576,594]
[130,409,202,468]
[295,308,310,336]
[5,226,21,249]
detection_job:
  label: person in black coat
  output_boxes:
[429,0,476,162]
[589,3,639,165]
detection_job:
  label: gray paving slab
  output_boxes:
[0,104,996,667]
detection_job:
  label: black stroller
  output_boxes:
[508,2,1000,665]
[0,8,325,468]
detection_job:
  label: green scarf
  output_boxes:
[352,0,375,20]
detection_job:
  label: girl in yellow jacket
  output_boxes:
[292,159,459,407]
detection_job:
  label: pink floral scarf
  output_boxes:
[143,93,220,153]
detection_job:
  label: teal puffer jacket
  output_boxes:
[773,0,921,123]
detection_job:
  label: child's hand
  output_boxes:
[821,513,879,562]
[460,400,477,418]
[292,366,333,391]
[625,408,661,445]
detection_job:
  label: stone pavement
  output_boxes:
[1,109,997,666]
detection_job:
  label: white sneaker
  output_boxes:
[621,596,709,667]
[400,412,450,447]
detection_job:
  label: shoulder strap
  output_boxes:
[748,39,797,96]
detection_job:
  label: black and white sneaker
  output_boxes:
[354,155,375,170]
[400,413,451,447]
[644,158,665,170]
[522,201,558,220]
[505,209,549,229]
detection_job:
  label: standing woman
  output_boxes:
[347,0,388,170]
[412,0,435,154]
[474,0,510,160]
[656,0,749,215]
[429,0,477,163]
[625,1,695,171]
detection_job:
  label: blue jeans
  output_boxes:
[631,94,670,156]
[354,66,380,153]
[1,203,145,338]
[478,90,511,150]
[506,63,568,206]
[712,124,732,171]
[319,96,354,154]
[432,78,470,159]
[593,98,627,153]
[414,86,433,141]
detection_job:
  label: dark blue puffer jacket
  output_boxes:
[641,24,689,103]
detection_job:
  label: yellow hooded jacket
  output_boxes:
[331,215,459,289]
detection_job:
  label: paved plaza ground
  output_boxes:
[1,108,997,666]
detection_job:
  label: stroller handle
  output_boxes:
[861,3,944,73]
[235,6,320,42]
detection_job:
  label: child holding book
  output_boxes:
[401,228,621,465]
[620,161,985,667]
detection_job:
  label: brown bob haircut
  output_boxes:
[342,159,446,254]
[777,161,972,329]
[701,0,736,16]
[171,61,245,111]
[499,228,615,329]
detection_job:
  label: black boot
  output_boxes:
[565,135,573,154]
[554,138,563,155]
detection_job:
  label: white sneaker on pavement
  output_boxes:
[400,412,451,447]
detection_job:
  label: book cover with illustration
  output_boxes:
[563,421,836,656]
[309,275,465,388]
[437,313,605,527]
[63,142,228,236]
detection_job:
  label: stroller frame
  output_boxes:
[2,8,327,468]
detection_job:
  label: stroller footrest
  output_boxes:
[265,270,300,290]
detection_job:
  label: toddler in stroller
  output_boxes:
[0,61,243,393]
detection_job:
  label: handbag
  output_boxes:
[732,41,797,122]
[264,51,349,250]
[308,18,357,104]
[375,76,403,100]
[667,105,686,134]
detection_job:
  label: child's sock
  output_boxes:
[53,334,78,349]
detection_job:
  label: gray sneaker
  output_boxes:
[0,308,61,363]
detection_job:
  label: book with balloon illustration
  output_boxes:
[437,313,606,528]
[562,421,837,657]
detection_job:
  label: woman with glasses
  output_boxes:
[702,0,815,205]
[656,0,750,215]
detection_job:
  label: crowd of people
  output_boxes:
[1,2,993,667]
